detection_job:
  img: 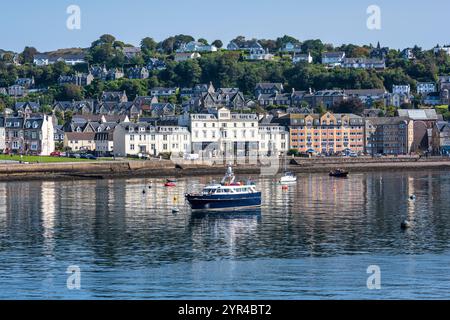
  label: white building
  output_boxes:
[189,108,259,158]
[33,54,85,66]
[246,48,275,61]
[95,131,114,156]
[417,82,437,95]
[113,123,191,158]
[393,84,411,95]
[434,45,450,56]
[258,119,289,156]
[322,52,346,66]
[0,118,5,152]
[293,53,313,64]
[174,52,201,62]
[177,41,218,53]
[4,115,55,155]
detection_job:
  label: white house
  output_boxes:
[95,131,114,156]
[189,107,259,158]
[417,82,437,95]
[258,116,289,156]
[393,85,411,95]
[246,48,274,61]
[434,45,450,56]
[322,52,346,66]
[177,41,218,53]
[0,118,5,152]
[293,53,313,64]
[174,52,201,62]
[33,53,85,66]
[113,123,191,157]
[4,115,55,155]
[280,42,302,54]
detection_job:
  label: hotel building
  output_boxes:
[276,112,365,154]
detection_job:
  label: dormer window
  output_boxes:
[26,122,31,129]
[33,122,39,129]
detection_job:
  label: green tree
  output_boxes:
[331,99,364,115]
[57,84,84,101]
[21,46,38,64]
[174,60,201,87]
[141,37,157,52]
[212,40,223,49]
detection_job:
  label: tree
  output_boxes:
[159,34,195,53]
[275,35,300,50]
[91,34,116,47]
[174,60,201,87]
[21,47,38,64]
[258,39,277,52]
[212,40,223,49]
[231,36,246,47]
[64,110,74,123]
[331,99,364,115]
[57,84,84,101]
[198,38,209,45]
[141,37,157,52]
[1,53,13,63]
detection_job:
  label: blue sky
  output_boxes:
[0,0,449,52]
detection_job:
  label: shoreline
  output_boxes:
[1,157,450,182]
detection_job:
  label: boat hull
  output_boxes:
[186,192,262,211]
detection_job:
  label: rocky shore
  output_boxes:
[1,157,450,182]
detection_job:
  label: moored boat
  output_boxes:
[329,169,349,178]
[279,172,297,184]
[185,166,262,211]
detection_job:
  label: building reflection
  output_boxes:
[0,171,450,266]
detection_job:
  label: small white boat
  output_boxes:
[280,172,297,184]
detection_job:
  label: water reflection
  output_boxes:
[0,171,450,299]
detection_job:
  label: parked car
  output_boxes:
[69,153,81,159]
[50,151,61,157]
[80,153,97,160]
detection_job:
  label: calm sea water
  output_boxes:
[1,170,450,300]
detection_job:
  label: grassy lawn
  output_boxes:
[0,155,91,163]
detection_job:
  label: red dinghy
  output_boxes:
[165,179,177,187]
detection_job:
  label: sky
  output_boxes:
[0,0,449,53]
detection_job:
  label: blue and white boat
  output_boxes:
[185,166,262,211]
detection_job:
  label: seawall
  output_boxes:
[1,157,450,182]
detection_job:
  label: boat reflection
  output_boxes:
[190,208,262,220]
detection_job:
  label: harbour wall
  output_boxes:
[1,157,450,182]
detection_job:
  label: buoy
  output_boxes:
[142,189,146,194]
[282,185,289,191]
[401,220,411,229]
[409,195,416,201]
